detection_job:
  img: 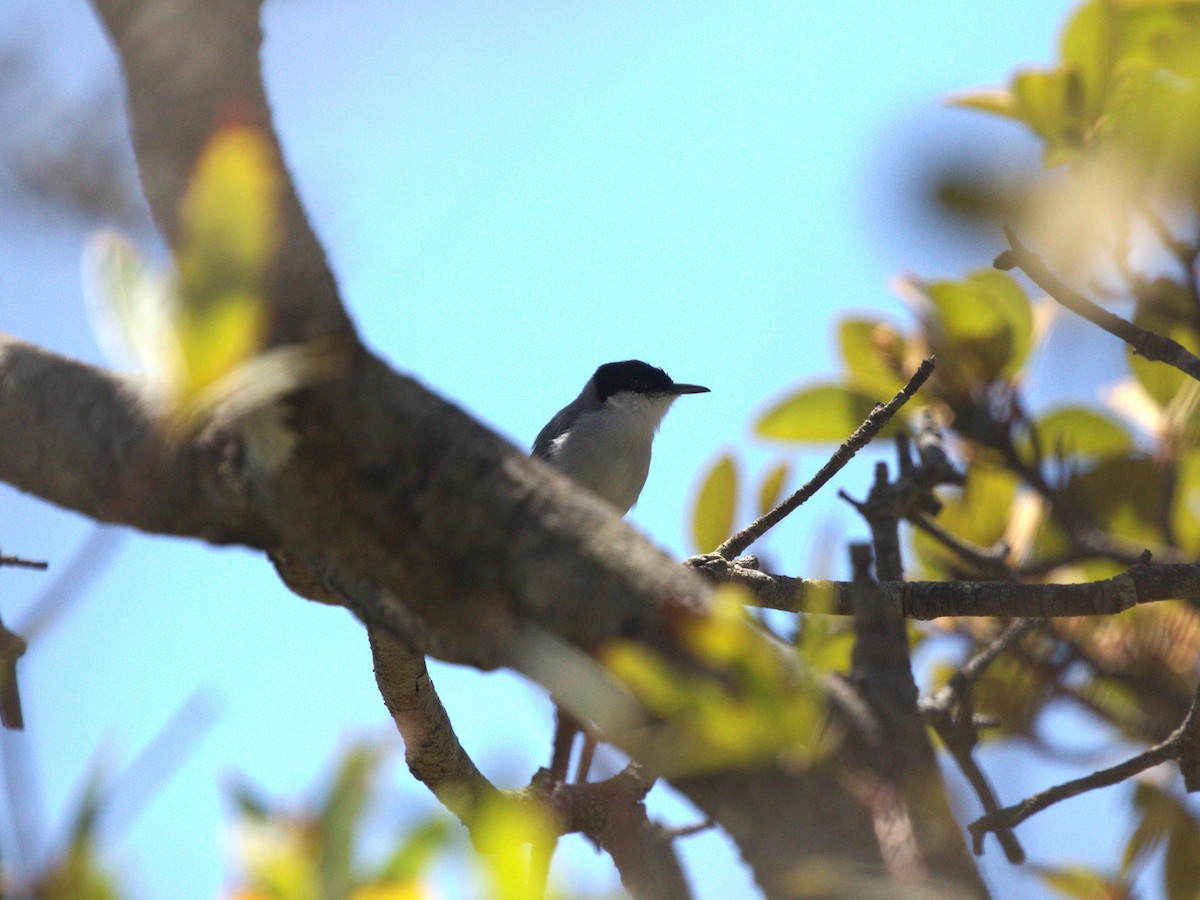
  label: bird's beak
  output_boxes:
[670,383,710,395]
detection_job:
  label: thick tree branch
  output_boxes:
[368,627,690,900]
[0,336,273,545]
[91,0,352,346]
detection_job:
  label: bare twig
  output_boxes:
[715,358,936,560]
[996,227,1200,384]
[968,726,1183,850]
[909,513,1011,579]
[1178,683,1200,793]
[0,554,47,571]
[920,620,1042,863]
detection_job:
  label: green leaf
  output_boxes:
[838,317,907,398]
[1166,802,1200,900]
[756,461,790,518]
[912,461,1019,578]
[692,454,738,553]
[949,86,1022,119]
[756,383,897,443]
[1033,406,1133,458]
[1013,68,1086,162]
[319,742,386,900]
[1032,864,1124,900]
[925,269,1033,387]
[1171,450,1200,554]
[379,817,454,882]
[1064,456,1169,548]
[1129,279,1200,409]
[1124,782,1178,876]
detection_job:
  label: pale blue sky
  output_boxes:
[0,1,1162,897]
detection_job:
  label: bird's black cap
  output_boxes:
[592,360,710,402]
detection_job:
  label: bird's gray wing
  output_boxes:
[531,403,575,459]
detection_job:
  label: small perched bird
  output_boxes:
[532,359,709,785]
[532,359,710,515]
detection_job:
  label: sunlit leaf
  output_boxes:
[1032,863,1126,900]
[1170,450,1200,555]
[1032,406,1133,458]
[602,587,833,776]
[949,86,1021,118]
[757,460,790,518]
[1128,279,1199,411]
[178,122,281,308]
[692,454,738,553]
[838,317,907,398]
[756,383,897,443]
[474,796,556,900]
[925,269,1033,385]
[912,461,1019,579]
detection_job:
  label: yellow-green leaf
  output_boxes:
[1171,450,1200,555]
[692,454,738,553]
[756,460,790,518]
[838,317,907,398]
[1032,864,1123,900]
[178,123,281,308]
[1033,406,1133,458]
[949,86,1022,119]
[756,383,896,443]
[925,269,1033,385]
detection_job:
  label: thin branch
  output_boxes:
[689,554,1194,619]
[909,513,1011,579]
[0,554,47,571]
[968,727,1183,849]
[715,357,936,560]
[1178,683,1200,793]
[996,227,1200,384]
[920,620,1042,864]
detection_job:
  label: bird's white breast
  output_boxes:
[547,392,675,515]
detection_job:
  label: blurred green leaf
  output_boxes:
[1063,457,1169,548]
[1170,450,1200,554]
[603,587,833,775]
[692,454,738,553]
[1165,797,1200,900]
[1124,782,1179,877]
[319,742,386,900]
[1032,863,1126,900]
[474,796,556,900]
[756,460,789,518]
[925,269,1033,387]
[838,318,907,398]
[756,384,895,443]
[1128,279,1199,410]
[912,461,1018,579]
[378,818,454,882]
[1033,406,1133,458]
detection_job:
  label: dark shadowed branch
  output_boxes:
[996,226,1200,384]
